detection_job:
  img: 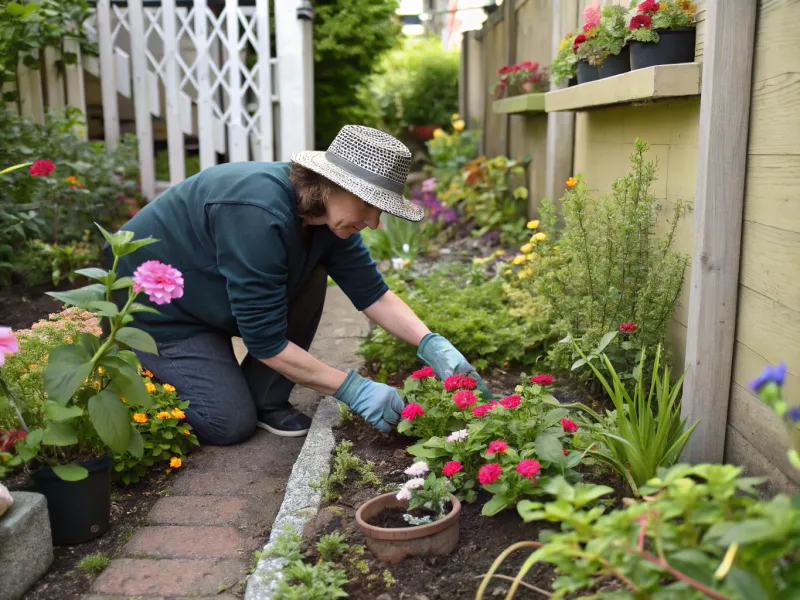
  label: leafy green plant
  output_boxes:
[360,213,427,266]
[17,233,101,287]
[424,117,479,189]
[749,361,800,471]
[399,472,454,525]
[316,531,349,561]
[576,5,628,66]
[312,440,381,502]
[550,32,579,85]
[77,553,111,575]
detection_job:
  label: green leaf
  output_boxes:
[87,300,119,316]
[115,327,158,355]
[74,267,109,282]
[543,476,574,501]
[47,284,107,310]
[481,494,510,516]
[128,302,160,315]
[102,357,153,408]
[573,483,614,508]
[719,519,775,546]
[42,422,78,446]
[43,400,83,422]
[571,358,586,371]
[111,276,134,290]
[535,431,565,463]
[596,331,618,353]
[43,345,94,405]
[95,222,134,249]
[126,425,144,459]
[78,333,101,357]
[406,441,445,458]
[517,499,545,522]
[396,419,412,434]
[52,464,89,481]
[114,237,159,257]
[726,568,769,600]
[88,389,132,454]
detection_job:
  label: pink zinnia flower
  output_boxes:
[583,1,600,27]
[478,463,502,485]
[401,403,424,421]
[0,328,19,367]
[444,374,478,391]
[561,418,579,433]
[486,440,508,455]
[411,366,435,380]
[29,159,55,177]
[132,261,184,305]
[452,390,478,409]
[531,374,554,386]
[500,394,521,409]
[442,460,463,477]
[516,459,541,479]
[471,403,493,418]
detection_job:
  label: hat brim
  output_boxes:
[290,151,424,222]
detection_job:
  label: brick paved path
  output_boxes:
[86,287,367,600]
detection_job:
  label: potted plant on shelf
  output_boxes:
[550,32,579,87]
[627,0,697,70]
[576,5,630,81]
[11,224,182,545]
[493,62,549,99]
[355,462,461,563]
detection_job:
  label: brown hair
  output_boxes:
[289,162,341,220]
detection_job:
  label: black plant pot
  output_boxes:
[33,456,112,545]
[599,45,631,79]
[629,28,697,70]
[568,76,579,88]
[576,60,600,84]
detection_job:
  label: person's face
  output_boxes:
[325,189,382,239]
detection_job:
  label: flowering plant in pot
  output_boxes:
[575,4,630,79]
[550,33,579,86]
[10,224,184,544]
[627,0,697,70]
[493,61,549,99]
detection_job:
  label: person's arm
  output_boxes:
[259,342,347,396]
[362,290,430,346]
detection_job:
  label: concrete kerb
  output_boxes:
[244,396,340,600]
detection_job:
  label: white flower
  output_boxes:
[396,487,412,501]
[404,477,425,490]
[446,429,469,443]
[402,243,410,253]
[404,461,429,477]
[391,257,405,270]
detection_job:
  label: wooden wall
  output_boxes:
[726,0,800,494]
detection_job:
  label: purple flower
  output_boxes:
[785,406,800,423]
[422,177,436,192]
[749,362,787,391]
[482,230,501,244]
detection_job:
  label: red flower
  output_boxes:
[471,403,493,418]
[497,65,511,75]
[486,440,508,455]
[29,159,56,177]
[478,463,502,485]
[500,394,521,409]
[531,374,554,386]
[637,0,660,13]
[561,418,579,433]
[629,14,652,29]
[572,34,587,51]
[401,403,424,421]
[520,61,539,70]
[516,459,541,479]
[0,429,26,453]
[563,448,569,456]
[452,390,478,409]
[442,460,463,477]
[444,374,477,391]
[128,208,140,218]
[511,65,522,72]
[620,321,638,333]
[411,366,435,380]
[582,23,595,33]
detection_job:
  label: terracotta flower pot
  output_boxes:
[521,81,534,94]
[355,492,461,563]
[408,124,440,141]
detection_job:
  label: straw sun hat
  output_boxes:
[291,125,424,222]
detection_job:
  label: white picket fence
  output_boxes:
[7,0,314,200]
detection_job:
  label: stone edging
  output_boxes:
[244,396,340,599]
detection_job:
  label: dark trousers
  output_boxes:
[136,265,327,445]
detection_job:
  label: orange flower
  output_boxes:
[121,397,127,403]
[566,177,578,187]
[183,429,191,435]
[169,457,182,468]
[156,411,172,419]
[133,413,147,423]
[171,408,186,419]
[64,175,84,188]
[141,369,154,378]
[163,383,176,393]
[145,382,156,393]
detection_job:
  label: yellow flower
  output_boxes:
[451,113,460,121]
[566,177,578,187]
[141,369,154,378]
[527,253,537,261]
[493,249,506,256]
[121,397,126,403]
[526,220,540,230]
[171,408,186,419]
[453,119,465,132]
[145,382,156,394]
[133,413,147,423]
[156,411,172,419]
[534,232,547,242]
[163,384,176,393]
[183,429,190,435]
[520,243,534,254]
[553,245,560,250]
[504,269,512,276]
[560,38,568,49]
[433,128,446,140]
[169,457,182,468]
[512,254,527,265]
[28,364,37,370]
[97,366,104,375]
[517,267,534,280]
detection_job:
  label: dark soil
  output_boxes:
[0,282,65,330]
[367,506,444,529]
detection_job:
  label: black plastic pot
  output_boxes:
[599,45,631,79]
[629,28,697,70]
[568,76,578,88]
[576,60,599,84]
[33,456,112,545]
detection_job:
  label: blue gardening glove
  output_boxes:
[416,333,492,399]
[334,369,405,433]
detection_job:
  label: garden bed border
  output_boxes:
[244,396,340,600]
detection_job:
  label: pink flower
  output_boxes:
[531,374,554,386]
[411,366,435,380]
[630,14,652,29]
[401,403,424,420]
[132,261,185,305]
[478,463,502,485]
[620,321,638,333]
[442,461,463,477]
[444,374,478,391]
[128,209,140,218]
[421,178,436,192]
[29,159,56,177]
[561,418,579,433]
[452,390,478,409]
[583,1,600,27]
[471,403,493,418]
[637,0,659,13]
[0,429,26,453]
[0,328,18,367]
[486,440,508,455]
[516,459,541,479]
[500,394,521,409]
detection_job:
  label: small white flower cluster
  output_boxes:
[396,462,429,501]
[446,429,469,443]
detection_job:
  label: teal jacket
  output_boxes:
[116,162,387,358]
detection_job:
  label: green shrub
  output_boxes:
[425,119,480,189]
[360,213,427,265]
[16,234,101,287]
[316,531,349,561]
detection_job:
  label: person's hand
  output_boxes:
[334,369,404,433]
[416,333,492,398]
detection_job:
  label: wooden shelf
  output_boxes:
[492,93,546,115]
[545,63,702,113]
